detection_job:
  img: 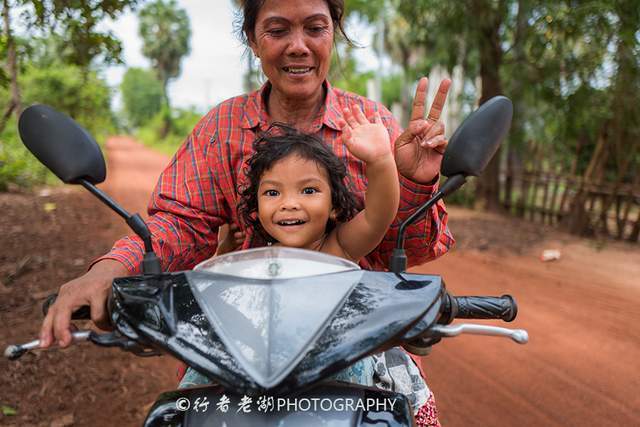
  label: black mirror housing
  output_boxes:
[18,104,106,185]
[441,96,513,178]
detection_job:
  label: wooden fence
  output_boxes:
[500,171,640,242]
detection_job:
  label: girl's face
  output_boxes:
[257,154,336,249]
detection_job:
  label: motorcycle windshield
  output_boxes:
[189,247,362,388]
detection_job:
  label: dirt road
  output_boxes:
[418,239,640,425]
[2,136,638,426]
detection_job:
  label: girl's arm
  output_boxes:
[330,104,400,261]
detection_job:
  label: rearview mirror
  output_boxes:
[18,104,106,184]
[18,104,161,274]
[441,96,513,178]
[390,95,513,273]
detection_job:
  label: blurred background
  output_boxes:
[2,0,638,232]
[1,1,638,426]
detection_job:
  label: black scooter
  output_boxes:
[6,96,527,426]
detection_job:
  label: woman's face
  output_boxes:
[250,0,334,103]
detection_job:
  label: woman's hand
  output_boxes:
[40,259,127,348]
[395,77,451,184]
[215,223,246,256]
[339,104,392,165]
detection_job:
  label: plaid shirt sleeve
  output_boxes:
[362,104,454,270]
[93,112,228,274]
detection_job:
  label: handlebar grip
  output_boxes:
[42,294,92,320]
[453,295,518,322]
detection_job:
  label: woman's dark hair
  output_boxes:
[235,0,354,46]
[237,123,359,243]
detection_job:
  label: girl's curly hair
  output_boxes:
[237,123,360,243]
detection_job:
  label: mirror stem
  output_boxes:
[389,174,466,273]
[78,179,162,274]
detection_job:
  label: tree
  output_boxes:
[0,0,138,132]
[20,63,115,137]
[120,67,164,128]
[2,0,22,130]
[138,0,191,104]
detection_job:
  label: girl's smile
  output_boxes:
[257,154,336,249]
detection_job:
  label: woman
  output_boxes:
[40,0,453,425]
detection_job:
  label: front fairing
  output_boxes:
[110,247,444,395]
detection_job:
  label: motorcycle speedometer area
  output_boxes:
[188,247,362,389]
[194,246,360,279]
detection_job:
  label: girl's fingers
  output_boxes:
[343,108,358,128]
[351,104,368,125]
[341,124,353,146]
[373,112,382,124]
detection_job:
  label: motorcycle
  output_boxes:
[5,96,527,426]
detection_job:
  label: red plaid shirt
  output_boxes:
[99,81,454,273]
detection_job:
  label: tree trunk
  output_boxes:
[504,0,530,215]
[0,0,21,133]
[565,128,609,235]
[472,0,504,211]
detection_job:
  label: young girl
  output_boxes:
[236,104,399,262]
[180,105,438,425]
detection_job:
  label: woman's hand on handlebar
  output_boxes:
[39,259,128,348]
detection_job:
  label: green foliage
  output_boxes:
[15,0,140,68]
[120,67,164,128]
[136,106,202,155]
[0,1,135,191]
[330,46,374,96]
[20,63,115,139]
[0,115,54,191]
[138,0,191,97]
[0,62,115,190]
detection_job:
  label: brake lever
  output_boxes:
[4,330,162,361]
[4,330,93,360]
[431,323,529,344]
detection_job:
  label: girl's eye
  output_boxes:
[264,189,279,197]
[302,187,318,195]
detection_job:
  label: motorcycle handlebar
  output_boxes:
[441,294,518,323]
[42,294,92,320]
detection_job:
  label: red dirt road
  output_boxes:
[417,239,640,426]
[2,136,638,426]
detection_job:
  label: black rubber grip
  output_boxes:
[42,294,91,320]
[453,295,518,322]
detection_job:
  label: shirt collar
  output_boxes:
[241,80,342,132]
